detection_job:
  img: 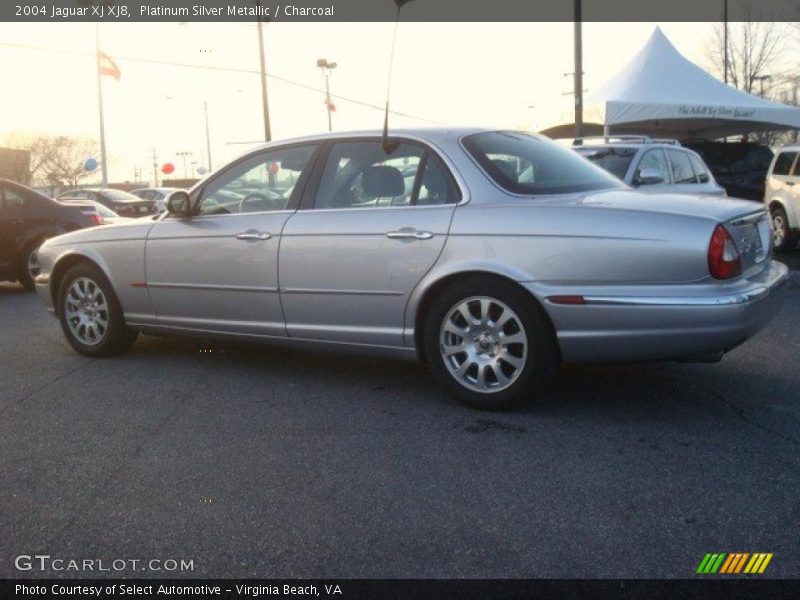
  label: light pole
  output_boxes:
[176,151,192,179]
[165,95,213,173]
[752,75,772,98]
[317,58,337,132]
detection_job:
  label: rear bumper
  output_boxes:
[532,261,790,363]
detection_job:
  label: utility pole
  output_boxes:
[574,0,584,139]
[256,1,272,142]
[723,0,729,84]
[151,149,159,187]
[317,58,338,132]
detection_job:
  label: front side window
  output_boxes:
[667,149,697,184]
[575,146,637,180]
[635,149,671,184]
[198,144,317,216]
[313,141,457,209]
[688,154,711,183]
[463,131,624,195]
[773,151,798,176]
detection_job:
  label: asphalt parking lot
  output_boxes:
[1,254,799,579]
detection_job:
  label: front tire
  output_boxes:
[423,277,559,410]
[18,240,44,291]
[57,264,138,357]
[771,206,798,253]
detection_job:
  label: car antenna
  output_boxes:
[382,0,414,154]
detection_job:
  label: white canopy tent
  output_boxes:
[542,28,800,140]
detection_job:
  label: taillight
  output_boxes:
[81,210,104,226]
[708,224,741,279]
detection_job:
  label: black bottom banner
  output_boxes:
[3,579,800,600]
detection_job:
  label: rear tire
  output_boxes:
[57,263,138,357]
[423,276,559,410]
[770,206,798,253]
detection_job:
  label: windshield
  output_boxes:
[574,146,637,180]
[463,132,624,195]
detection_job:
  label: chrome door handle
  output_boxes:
[385,230,434,240]
[235,231,272,241]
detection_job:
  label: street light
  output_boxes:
[164,95,213,173]
[752,75,772,98]
[176,151,193,179]
[317,58,337,132]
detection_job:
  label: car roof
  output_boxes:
[243,127,491,152]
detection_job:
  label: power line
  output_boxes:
[0,40,443,125]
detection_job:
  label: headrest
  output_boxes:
[362,165,404,198]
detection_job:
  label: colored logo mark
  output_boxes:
[696,552,773,574]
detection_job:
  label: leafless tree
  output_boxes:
[707,19,784,95]
[2,133,99,187]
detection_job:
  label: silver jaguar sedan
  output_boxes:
[33,129,789,409]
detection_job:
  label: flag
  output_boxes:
[326,98,336,112]
[98,51,120,80]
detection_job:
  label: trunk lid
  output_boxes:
[724,211,772,275]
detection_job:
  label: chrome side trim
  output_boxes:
[146,282,279,293]
[583,288,769,307]
[280,287,403,296]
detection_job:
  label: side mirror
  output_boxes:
[166,191,192,217]
[636,168,665,186]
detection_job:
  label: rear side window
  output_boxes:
[312,141,458,209]
[773,151,798,176]
[667,150,697,184]
[688,154,711,183]
[463,131,624,195]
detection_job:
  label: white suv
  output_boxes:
[764,146,800,253]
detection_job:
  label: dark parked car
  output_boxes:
[57,188,158,218]
[0,179,102,290]
[684,141,774,201]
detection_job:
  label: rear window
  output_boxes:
[574,146,637,180]
[463,131,624,195]
[773,152,798,176]
[102,189,142,202]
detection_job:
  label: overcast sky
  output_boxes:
[0,22,725,183]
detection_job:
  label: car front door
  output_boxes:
[631,148,671,189]
[279,138,460,346]
[144,143,319,336]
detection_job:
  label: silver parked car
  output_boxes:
[33,129,788,409]
[573,136,727,196]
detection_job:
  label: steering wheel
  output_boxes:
[238,193,280,213]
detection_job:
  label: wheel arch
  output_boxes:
[410,269,558,364]
[49,251,113,314]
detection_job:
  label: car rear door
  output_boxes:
[144,143,319,336]
[665,148,702,195]
[279,138,460,347]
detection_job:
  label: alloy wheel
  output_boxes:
[64,277,110,346]
[439,296,528,393]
